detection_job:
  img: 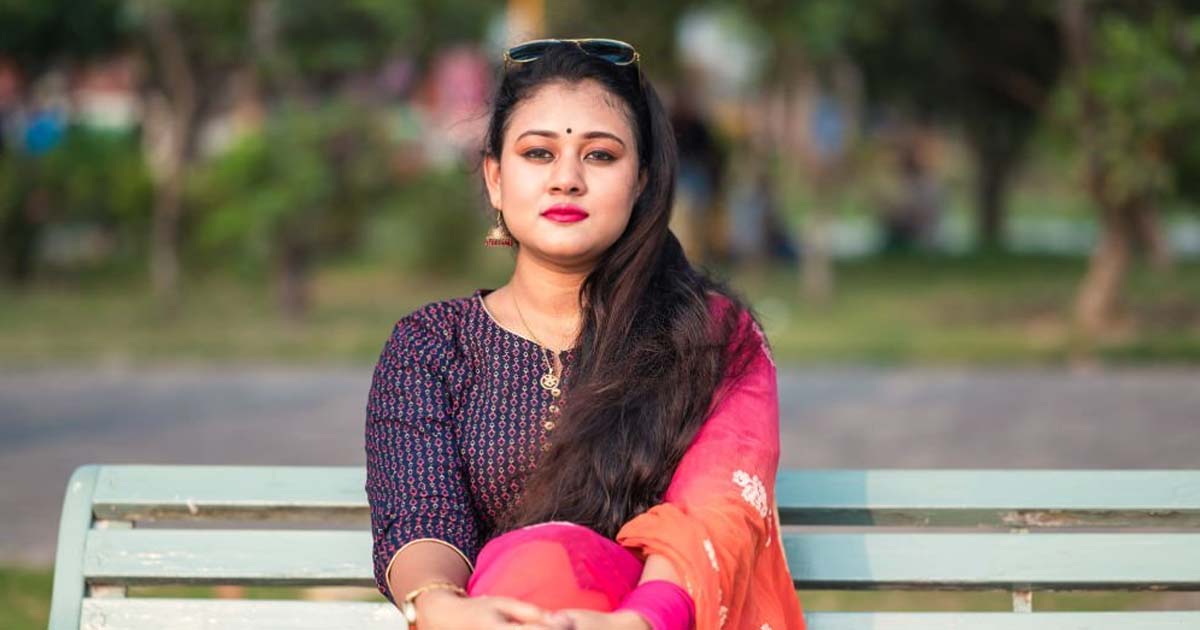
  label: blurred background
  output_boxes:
[2,1,1199,626]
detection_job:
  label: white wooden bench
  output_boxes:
[49,465,1200,628]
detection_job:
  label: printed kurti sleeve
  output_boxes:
[365,312,481,604]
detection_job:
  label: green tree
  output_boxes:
[188,104,394,319]
[0,0,127,283]
[0,0,124,78]
[128,0,495,314]
[1058,0,1200,338]
[742,0,863,300]
[121,1,250,311]
[845,0,1064,251]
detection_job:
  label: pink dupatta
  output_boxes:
[615,297,806,629]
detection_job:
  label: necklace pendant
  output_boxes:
[540,373,560,390]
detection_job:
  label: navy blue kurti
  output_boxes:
[365,288,575,603]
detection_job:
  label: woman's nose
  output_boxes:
[549,157,586,194]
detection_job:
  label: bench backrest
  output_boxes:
[50,465,1200,629]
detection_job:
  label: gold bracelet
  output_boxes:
[403,580,467,604]
[400,581,467,629]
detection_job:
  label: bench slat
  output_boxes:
[79,600,1200,630]
[83,529,1200,589]
[81,599,399,630]
[784,533,1200,590]
[804,611,1200,630]
[92,466,366,523]
[776,470,1200,527]
[90,466,1200,528]
[84,530,368,585]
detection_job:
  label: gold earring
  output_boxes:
[484,210,515,247]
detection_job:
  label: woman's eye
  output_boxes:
[587,150,615,161]
[523,148,552,159]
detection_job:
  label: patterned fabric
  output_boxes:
[364,288,805,627]
[365,288,575,603]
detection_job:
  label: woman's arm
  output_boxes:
[388,539,563,628]
[549,555,687,630]
[616,554,687,630]
[386,540,472,614]
[637,553,683,586]
[368,313,565,628]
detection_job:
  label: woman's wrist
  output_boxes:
[614,580,693,630]
[414,587,465,616]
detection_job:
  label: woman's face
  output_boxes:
[484,79,646,269]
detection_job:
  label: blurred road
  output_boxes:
[2,365,1198,565]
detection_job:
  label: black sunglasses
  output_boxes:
[503,38,641,79]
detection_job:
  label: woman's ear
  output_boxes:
[637,171,648,198]
[483,153,502,210]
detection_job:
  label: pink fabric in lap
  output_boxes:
[467,521,643,611]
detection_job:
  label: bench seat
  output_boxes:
[51,465,1200,629]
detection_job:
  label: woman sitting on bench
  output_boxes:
[365,38,804,630]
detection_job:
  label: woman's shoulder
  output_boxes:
[398,292,476,332]
[703,289,754,332]
[703,288,774,366]
[382,290,482,357]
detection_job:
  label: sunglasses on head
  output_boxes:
[503,38,641,78]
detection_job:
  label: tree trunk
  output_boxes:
[791,73,835,303]
[973,134,1017,251]
[2,186,48,285]
[801,197,834,302]
[275,240,311,321]
[150,154,186,312]
[1062,0,1132,341]
[145,8,198,314]
[798,59,860,303]
[1073,201,1133,336]
[1130,201,1173,271]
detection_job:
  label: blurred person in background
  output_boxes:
[366,39,804,630]
[669,82,725,265]
[878,126,945,253]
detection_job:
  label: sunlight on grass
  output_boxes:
[1,255,1197,366]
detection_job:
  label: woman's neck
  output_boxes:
[500,255,588,351]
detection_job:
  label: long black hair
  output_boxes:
[480,42,764,539]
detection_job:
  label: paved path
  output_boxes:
[2,365,1198,565]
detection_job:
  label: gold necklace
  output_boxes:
[511,292,562,399]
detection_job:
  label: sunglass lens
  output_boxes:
[507,41,554,63]
[580,40,636,64]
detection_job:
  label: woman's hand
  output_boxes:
[415,589,568,629]
[529,609,652,630]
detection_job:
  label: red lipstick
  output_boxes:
[541,203,589,223]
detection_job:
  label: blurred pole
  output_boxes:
[507,0,545,42]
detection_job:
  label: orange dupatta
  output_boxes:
[615,302,805,630]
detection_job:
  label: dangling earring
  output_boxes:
[484,210,515,247]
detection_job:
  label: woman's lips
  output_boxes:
[541,205,589,223]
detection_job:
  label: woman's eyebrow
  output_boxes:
[516,129,626,148]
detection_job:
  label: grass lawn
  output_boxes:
[0,566,52,630]
[1,254,1198,366]
[735,254,1200,365]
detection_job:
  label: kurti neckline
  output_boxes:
[473,288,578,358]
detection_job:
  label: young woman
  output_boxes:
[366,39,805,630]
